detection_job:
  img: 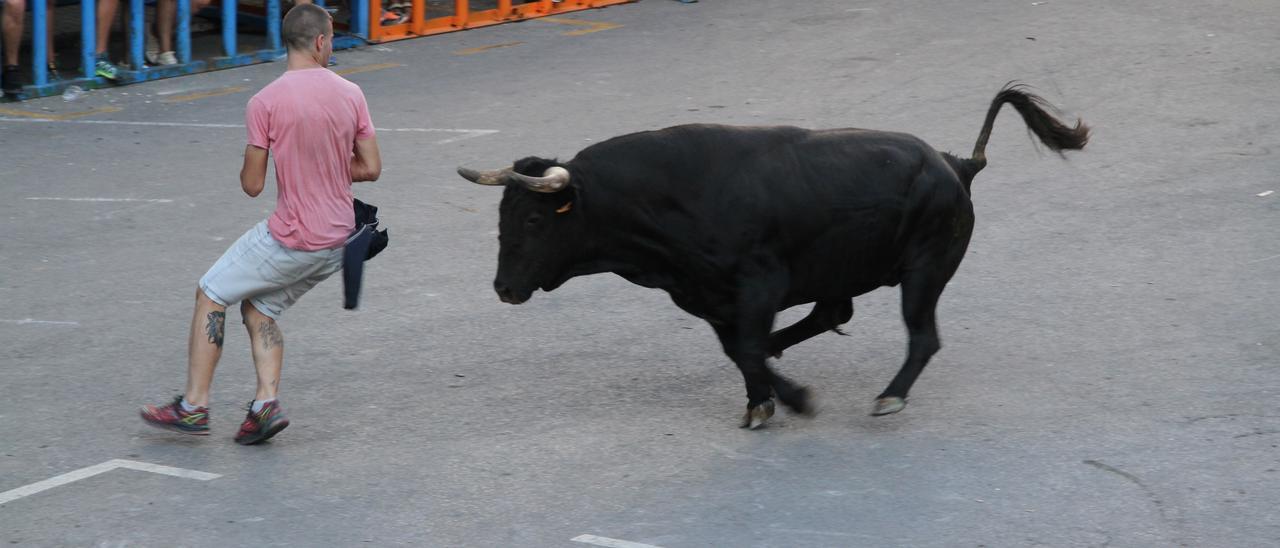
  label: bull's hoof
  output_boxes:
[871,396,906,416]
[740,400,776,429]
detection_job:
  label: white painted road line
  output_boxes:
[0,459,220,506]
[0,118,499,144]
[26,197,174,203]
[572,534,665,548]
[110,459,222,481]
[0,118,242,129]
[0,461,120,506]
[0,318,80,326]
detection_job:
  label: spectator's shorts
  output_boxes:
[199,221,344,319]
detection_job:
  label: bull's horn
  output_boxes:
[509,166,571,193]
[457,166,510,186]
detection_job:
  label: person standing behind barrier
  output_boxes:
[146,0,330,67]
[92,0,121,79]
[148,0,213,66]
[1,0,57,94]
[140,3,382,445]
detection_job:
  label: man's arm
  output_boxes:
[240,145,269,197]
[351,136,382,182]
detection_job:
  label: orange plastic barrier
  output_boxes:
[369,0,634,43]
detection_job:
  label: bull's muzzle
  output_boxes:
[494,280,530,305]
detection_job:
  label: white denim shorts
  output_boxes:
[199,221,344,319]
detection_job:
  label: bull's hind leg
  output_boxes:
[872,270,946,416]
[872,243,971,416]
[768,299,854,358]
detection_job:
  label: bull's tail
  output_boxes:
[960,83,1090,182]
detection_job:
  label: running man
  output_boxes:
[141,4,381,445]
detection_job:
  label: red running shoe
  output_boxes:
[234,400,290,445]
[140,395,210,435]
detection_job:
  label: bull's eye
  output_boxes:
[525,214,543,229]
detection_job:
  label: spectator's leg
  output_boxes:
[44,0,55,61]
[95,0,118,54]
[2,0,26,67]
[157,0,174,53]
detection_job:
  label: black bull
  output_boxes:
[458,84,1089,429]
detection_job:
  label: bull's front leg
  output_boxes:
[712,322,775,428]
[711,270,813,429]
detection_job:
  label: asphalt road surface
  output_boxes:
[2,0,1278,546]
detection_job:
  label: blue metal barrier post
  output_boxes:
[267,0,281,52]
[32,0,48,87]
[82,0,96,80]
[352,0,368,40]
[178,0,192,64]
[223,0,237,57]
[129,0,144,72]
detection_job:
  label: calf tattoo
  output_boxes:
[258,320,283,350]
[206,311,225,348]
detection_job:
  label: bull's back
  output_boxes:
[740,127,968,301]
[575,124,971,302]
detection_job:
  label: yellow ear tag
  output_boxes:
[556,201,574,214]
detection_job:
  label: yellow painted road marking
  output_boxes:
[161,86,247,103]
[540,17,621,36]
[0,105,122,121]
[454,42,525,56]
[334,62,402,76]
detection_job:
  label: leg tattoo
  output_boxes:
[257,320,283,350]
[205,311,226,348]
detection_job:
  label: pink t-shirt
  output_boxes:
[246,68,375,251]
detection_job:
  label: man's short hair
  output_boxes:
[283,4,330,52]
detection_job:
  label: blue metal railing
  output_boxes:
[80,0,95,80]
[129,0,145,72]
[31,0,48,86]
[178,0,191,64]
[222,0,236,57]
[3,0,371,100]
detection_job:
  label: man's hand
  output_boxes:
[351,136,381,182]
[241,145,269,197]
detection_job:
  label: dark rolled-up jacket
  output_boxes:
[343,198,388,309]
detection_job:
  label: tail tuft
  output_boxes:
[970,82,1090,170]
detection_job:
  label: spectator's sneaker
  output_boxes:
[234,400,289,445]
[140,395,210,435]
[2,65,21,94]
[146,32,160,65]
[94,56,120,80]
[46,64,62,82]
[154,51,179,66]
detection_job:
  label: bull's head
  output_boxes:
[458,157,580,305]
